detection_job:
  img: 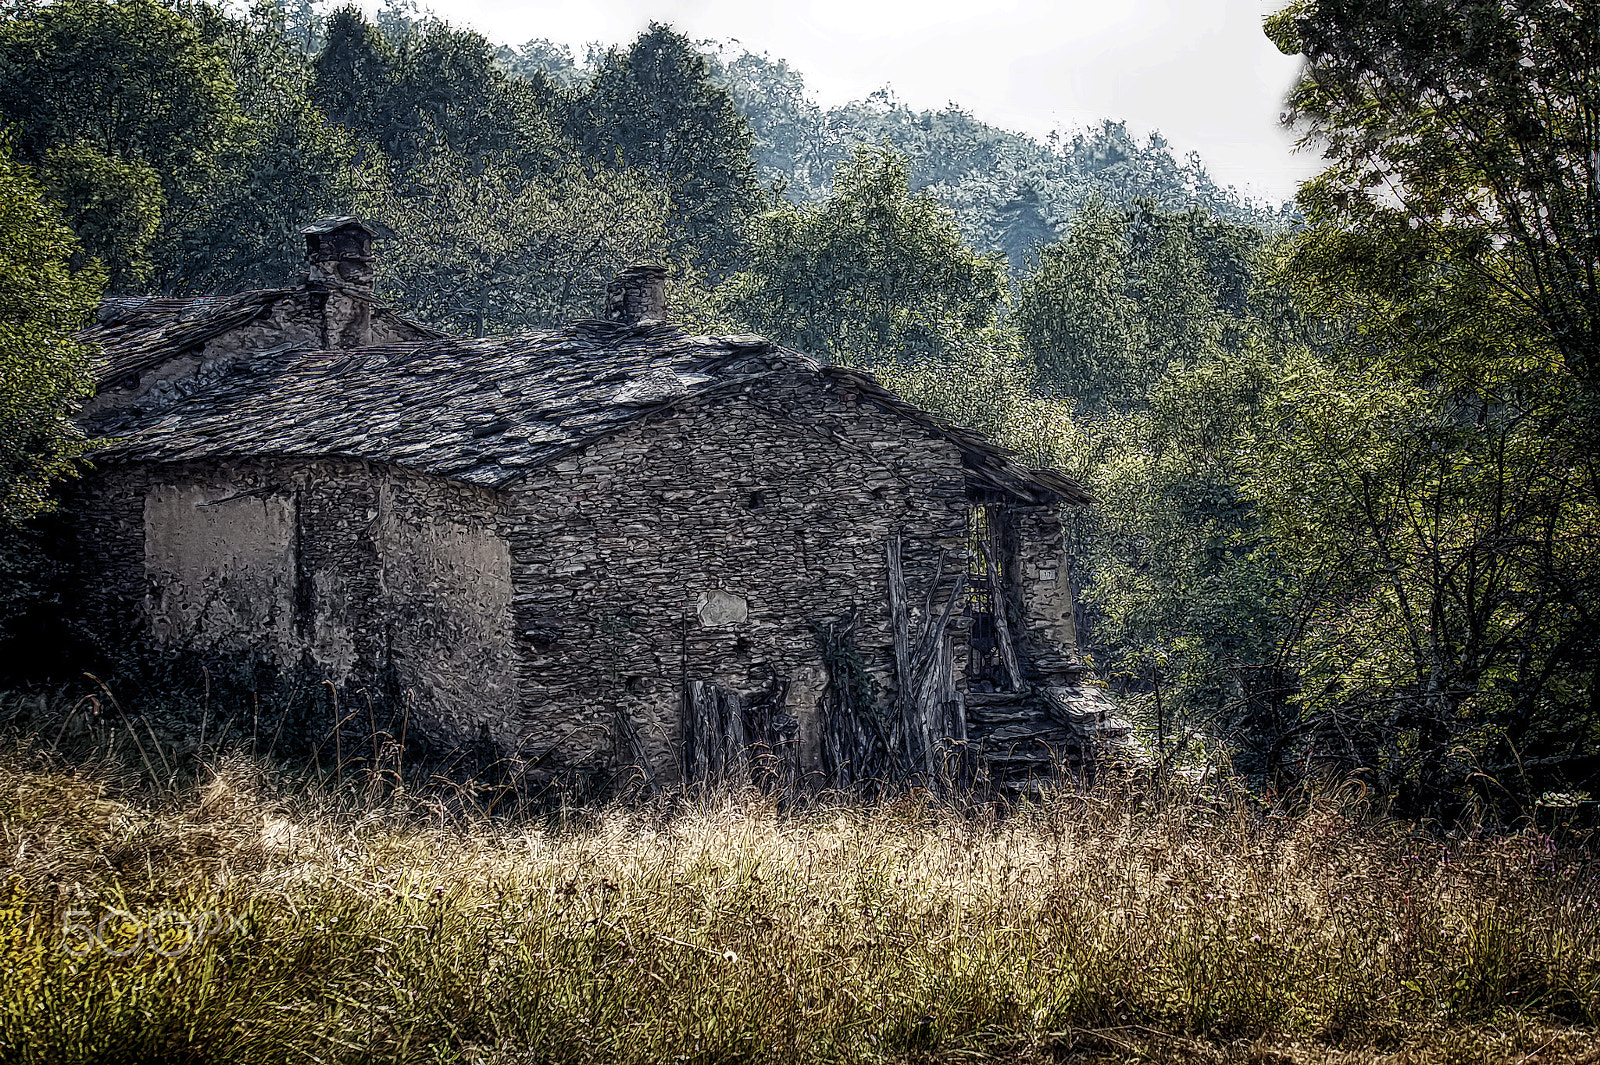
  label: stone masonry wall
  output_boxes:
[1011,505,1081,682]
[504,365,974,783]
[66,457,515,748]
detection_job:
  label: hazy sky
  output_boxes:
[406,0,1326,206]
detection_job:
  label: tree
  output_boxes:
[1074,346,1312,780]
[1254,0,1600,811]
[310,4,396,148]
[312,6,566,171]
[0,0,244,289]
[719,144,1007,364]
[149,1,358,294]
[33,145,163,290]
[0,146,103,525]
[1239,330,1599,810]
[1013,199,1143,408]
[990,182,1060,273]
[1015,200,1261,410]
[874,326,1086,470]
[790,102,1274,270]
[368,153,670,335]
[499,38,585,89]
[709,47,835,199]
[384,20,564,169]
[1266,0,1599,399]
[572,23,764,277]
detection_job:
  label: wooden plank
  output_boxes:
[684,679,754,786]
[885,530,917,775]
[817,612,885,789]
[930,629,955,778]
[685,680,714,783]
[986,549,1024,691]
[720,683,750,784]
[914,570,967,771]
[614,706,655,792]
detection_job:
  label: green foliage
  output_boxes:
[0,146,103,525]
[497,37,585,88]
[313,5,563,171]
[1013,199,1143,408]
[33,146,163,290]
[310,4,397,143]
[0,0,244,290]
[705,49,1291,268]
[572,24,763,279]
[709,48,832,199]
[1081,346,1309,774]
[1007,201,1389,785]
[1268,0,1599,397]
[143,1,358,294]
[1238,323,1599,809]
[385,21,562,168]
[367,153,670,334]
[1244,0,1600,812]
[875,326,1087,472]
[1015,199,1264,410]
[989,182,1058,274]
[1015,171,1597,807]
[0,0,242,191]
[719,144,1007,364]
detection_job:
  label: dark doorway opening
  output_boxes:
[963,504,1022,691]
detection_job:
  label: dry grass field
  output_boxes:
[2,727,1598,1064]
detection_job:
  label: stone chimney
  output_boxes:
[604,264,668,325]
[302,217,378,348]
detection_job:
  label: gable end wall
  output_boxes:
[504,371,973,782]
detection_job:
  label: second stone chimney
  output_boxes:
[302,217,378,348]
[605,264,668,325]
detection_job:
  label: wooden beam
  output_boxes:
[986,548,1024,692]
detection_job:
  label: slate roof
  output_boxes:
[87,288,443,388]
[83,321,1093,505]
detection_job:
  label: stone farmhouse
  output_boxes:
[65,219,1126,790]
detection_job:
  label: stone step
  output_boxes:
[963,690,1031,707]
[965,706,1048,727]
[1030,653,1090,676]
[980,725,1068,746]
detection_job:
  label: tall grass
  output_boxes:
[2,737,1599,1064]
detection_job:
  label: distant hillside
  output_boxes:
[501,37,1295,271]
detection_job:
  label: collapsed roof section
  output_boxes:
[87,289,444,391]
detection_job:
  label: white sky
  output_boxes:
[408,0,1326,206]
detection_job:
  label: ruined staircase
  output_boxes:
[964,676,1135,785]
